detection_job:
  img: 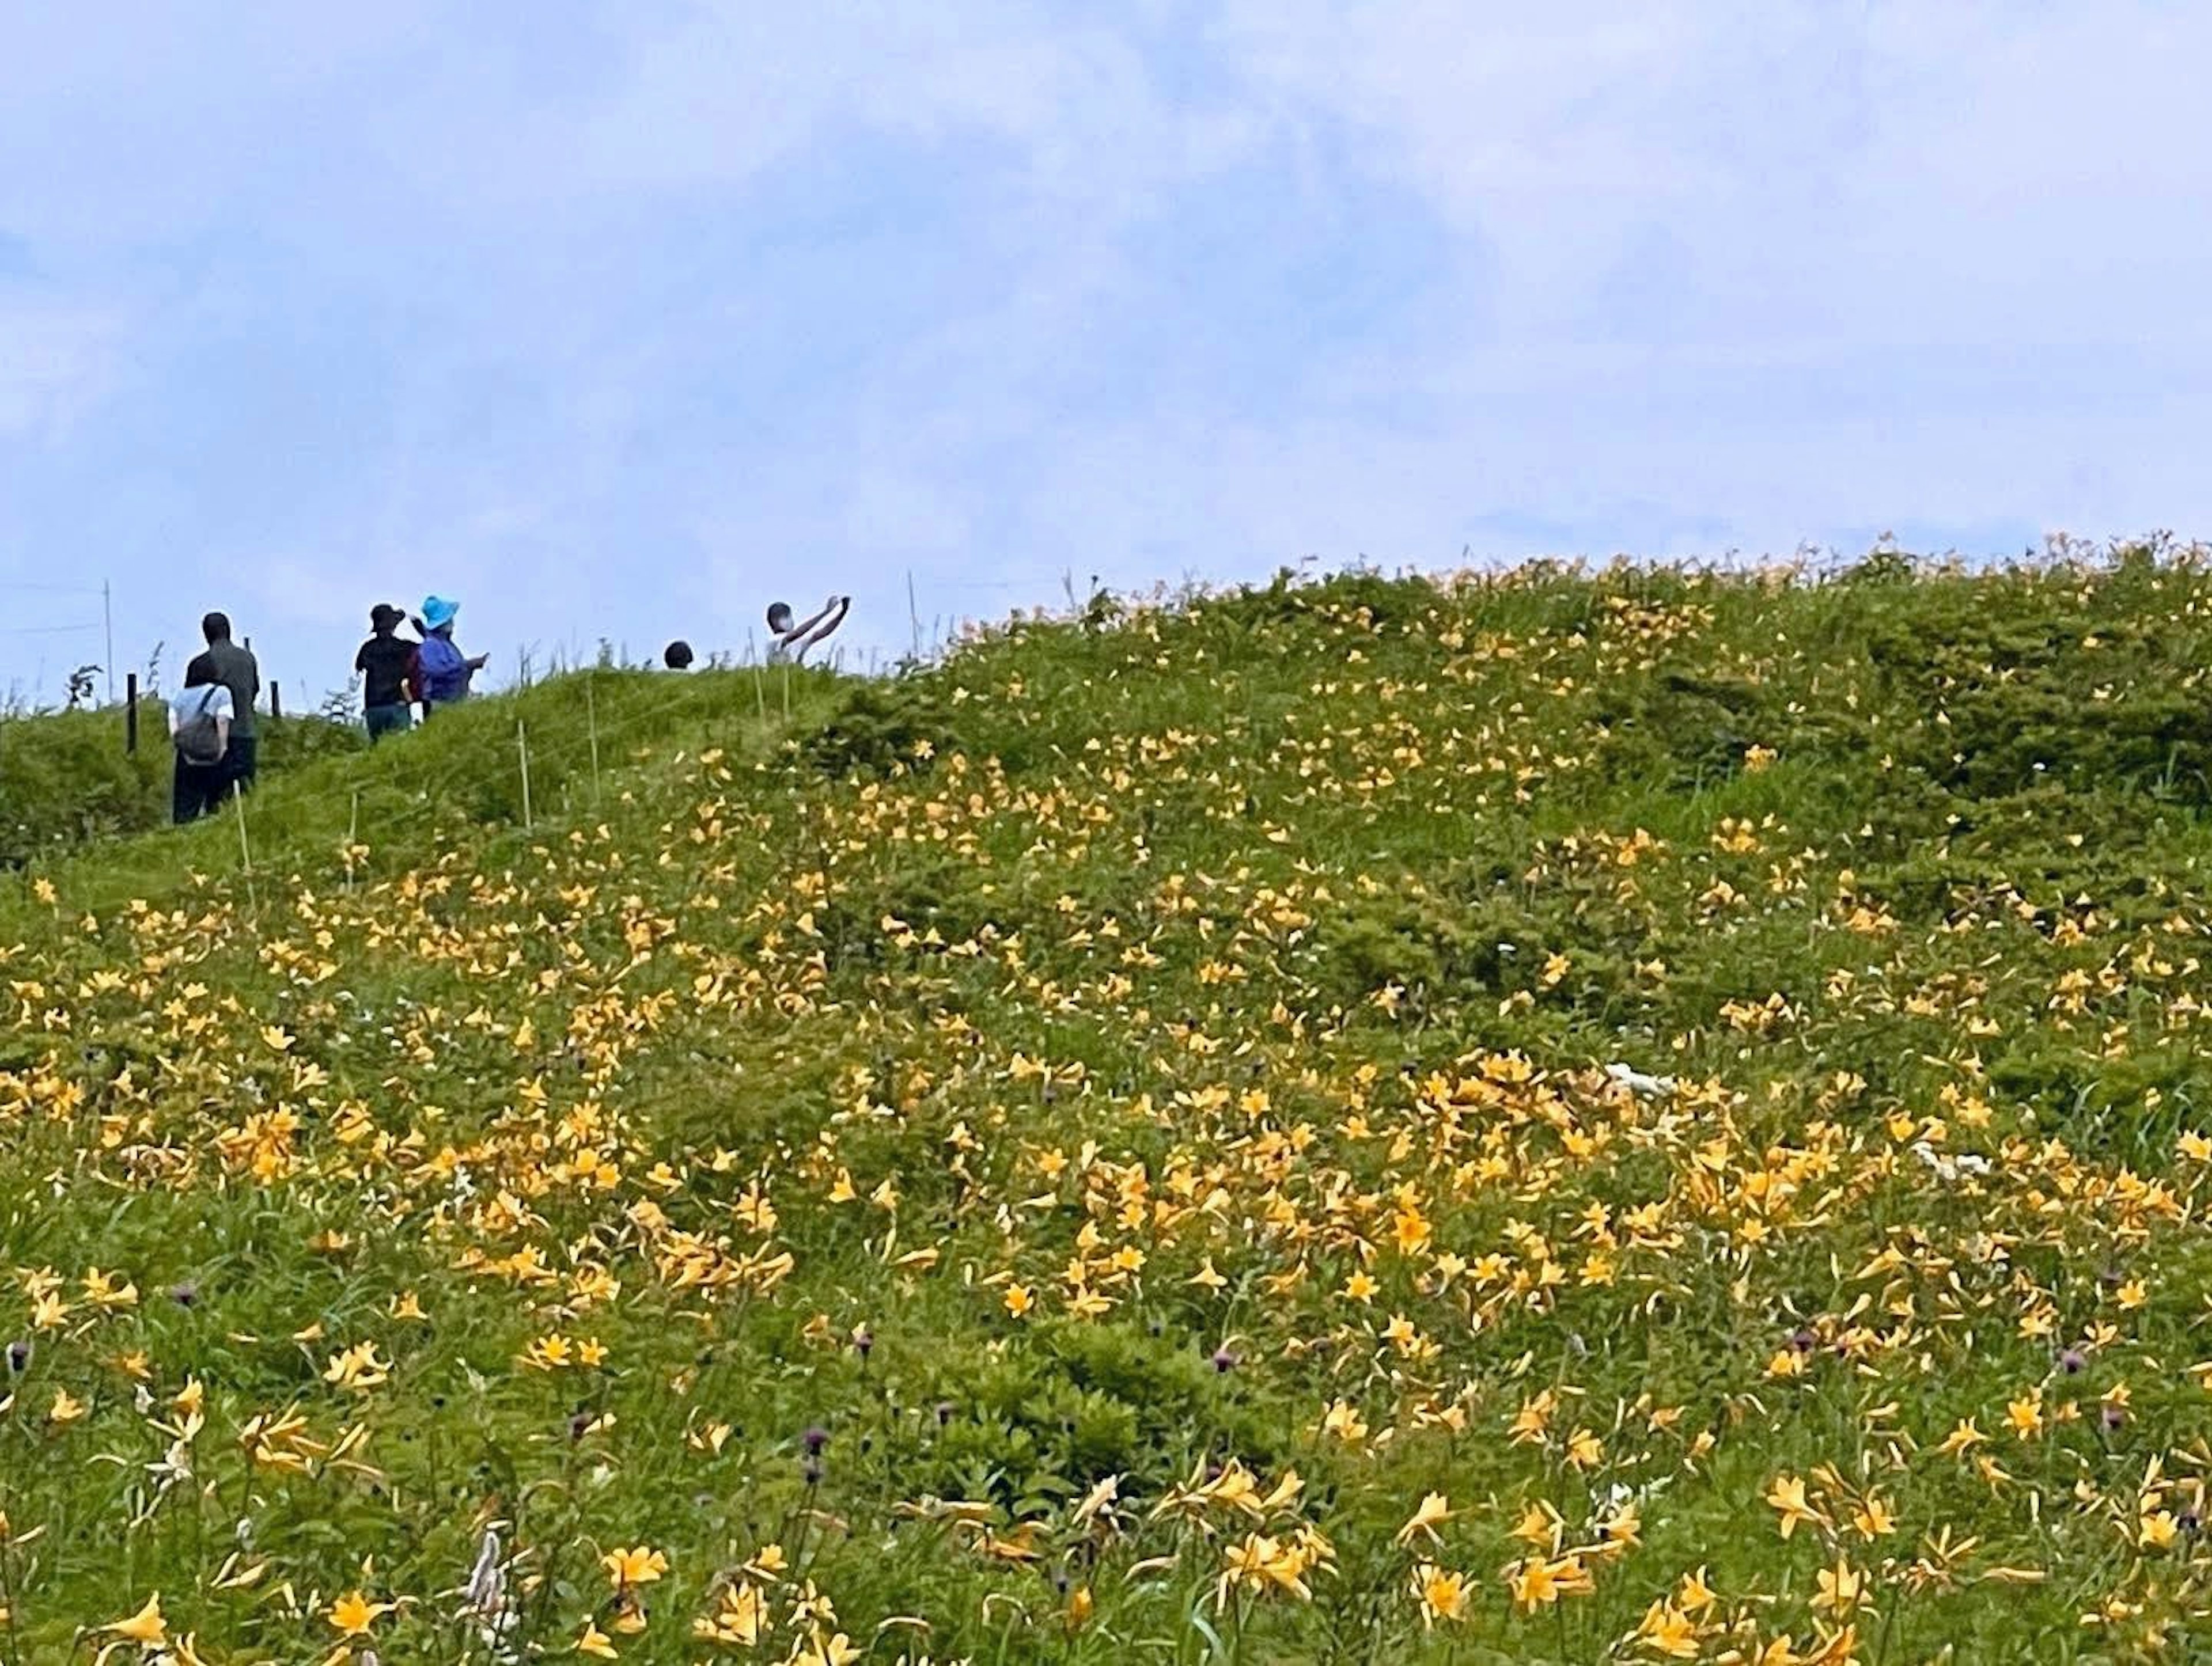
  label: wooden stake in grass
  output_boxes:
[517,720,534,832]
[234,789,257,914]
[585,682,602,810]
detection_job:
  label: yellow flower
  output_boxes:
[1935,1419,1985,1458]
[694,1581,768,1645]
[574,1619,619,1657]
[1003,1284,1034,1318]
[1636,1597,1701,1659]
[1851,1495,1896,1539]
[1813,1557,1865,1616]
[327,1591,393,1635]
[1320,1399,1367,1444]
[1766,1474,1827,1540]
[1508,1391,1555,1444]
[1394,1492,1453,1547]
[1412,1563,1469,1626]
[48,1387,87,1425]
[321,1341,391,1392]
[1512,1500,1563,1553]
[103,1592,167,1644]
[1506,1554,1592,1612]
[602,1545,669,1589]
[1676,1565,1717,1615]
[1391,1205,1432,1257]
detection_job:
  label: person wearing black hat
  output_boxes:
[355,603,419,741]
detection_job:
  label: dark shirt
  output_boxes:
[186,640,260,738]
[355,634,416,709]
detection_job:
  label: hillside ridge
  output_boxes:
[5,556,2212,1660]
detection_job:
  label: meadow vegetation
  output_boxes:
[6,552,2212,1661]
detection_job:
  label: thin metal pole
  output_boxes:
[908,570,921,661]
[103,580,115,702]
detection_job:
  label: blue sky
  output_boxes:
[3,2,2210,701]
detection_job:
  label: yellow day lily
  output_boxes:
[102,1592,166,1644]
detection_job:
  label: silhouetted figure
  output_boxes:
[185,612,259,796]
[767,595,850,664]
[664,640,695,670]
[356,604,419,740]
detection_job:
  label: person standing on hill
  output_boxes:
[354,604,418,740]
[168,663,236,825]
[411,595,488,717]
[185,612,260,796]
[767,594,851,664]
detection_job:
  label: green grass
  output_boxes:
[5,553,2212,1662]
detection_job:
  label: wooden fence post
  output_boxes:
[271,681,282,720]
[126,673,139,754]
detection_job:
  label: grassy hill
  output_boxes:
[5,554,2212,1661]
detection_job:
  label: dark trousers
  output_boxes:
[172,756,226,824]
[171,735,255,826]
[365,703,414,741]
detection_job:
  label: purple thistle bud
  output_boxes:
[935,1401,956,1427]
[853,1328,874,1358]
[802,1426,828,1456]
[2059,1347,2086,1375]
[2101,1402,2127,1431]
[1211,1346,1239,1373]
[1788,1327,1817,1354]
[4,1339,28,1374]
[168,1281,198,1308]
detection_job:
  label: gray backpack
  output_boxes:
[173,688,226,765]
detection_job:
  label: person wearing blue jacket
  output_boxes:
[411,595,488,716]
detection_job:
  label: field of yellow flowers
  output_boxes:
[7,553,2212,1663]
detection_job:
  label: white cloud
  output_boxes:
[0,297,126,440]
[3,3,2211,695]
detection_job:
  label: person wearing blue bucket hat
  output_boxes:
[411,595,488,716]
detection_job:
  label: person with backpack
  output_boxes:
[354,603,418,740]
[168,665,236,825]
[184,611,260,795]
[410,595,488,717]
